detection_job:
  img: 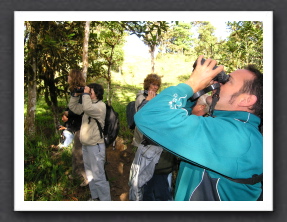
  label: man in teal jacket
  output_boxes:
[134,55,263,201]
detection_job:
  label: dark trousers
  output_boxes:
[143,173,172,201]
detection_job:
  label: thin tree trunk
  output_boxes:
[24,22,38,137]
[48,71,60,134]
[150,46,155,73]
[82,21,91,81]
[106,45,115,106]
[25,59,37,137]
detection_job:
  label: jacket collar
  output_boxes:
[212,110,261,128]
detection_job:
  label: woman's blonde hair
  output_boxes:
[68,69,85,92]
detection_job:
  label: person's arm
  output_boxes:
[68,95,83,115]
[134,56,246,175]
[58,125,67,130]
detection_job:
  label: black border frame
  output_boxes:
[1,0,286,221]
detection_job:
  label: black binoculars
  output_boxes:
[190,58,229,101]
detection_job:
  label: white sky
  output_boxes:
[123,21,231,58]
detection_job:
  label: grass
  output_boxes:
[24,53,193,201]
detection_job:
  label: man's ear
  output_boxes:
[238,94,257,108]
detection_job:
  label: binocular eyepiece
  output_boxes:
[193,58,229,84]
[190,58,229,101]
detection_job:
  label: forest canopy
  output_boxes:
[24,20,263,137]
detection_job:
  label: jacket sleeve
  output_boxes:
[68,96,83,115]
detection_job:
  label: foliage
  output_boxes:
[193,21,218,58]
[89,22,126,105]
[24,21,127,129]
[222,21,263,73]
[158,22,195,55]
[25,21,84,97]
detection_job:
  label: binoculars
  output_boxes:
[190,58,229,101]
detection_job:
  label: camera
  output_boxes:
[190,58,229,101]
[193,58,229,84]
[73,87,85,93]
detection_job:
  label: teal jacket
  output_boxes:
[134,83,263,201]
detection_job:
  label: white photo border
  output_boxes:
[15,11,273,211]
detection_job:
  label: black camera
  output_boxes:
[73,87,85,93]
[190,58,229,101]
[193,58,229,84]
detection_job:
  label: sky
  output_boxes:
[123,21,231,58]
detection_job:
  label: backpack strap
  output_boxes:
[182,160,262,185]
[212,169,263,185]
[86,100,104,139]
[88,117,104,139]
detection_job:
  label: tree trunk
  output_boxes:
[24,59,37,137]
[82,21,91,81]
[24,22,38,137]
[48,72,60,134]
[105,43,116,106]
[106,65,111,106]
[150,45,155,73]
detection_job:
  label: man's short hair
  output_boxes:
[243,65,263,118]
[88,83,104,100]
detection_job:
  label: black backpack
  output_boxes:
[126,101,136,129]
[93,102,120,148]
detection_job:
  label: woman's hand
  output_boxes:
[146,90,156,101]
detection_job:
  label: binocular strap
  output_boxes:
[209,88,220,117]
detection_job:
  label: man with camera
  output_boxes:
[134,55,263,201]
[69,83,111,201]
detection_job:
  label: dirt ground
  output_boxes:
[104,137,135,201]
[51,136,135,201]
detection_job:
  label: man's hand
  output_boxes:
[84,86,90,94]
[185,55,224,93]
